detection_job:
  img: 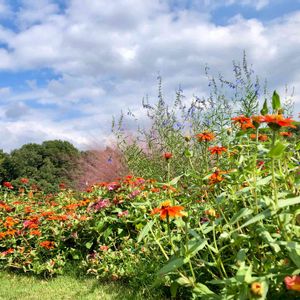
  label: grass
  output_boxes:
[0,271,167,300]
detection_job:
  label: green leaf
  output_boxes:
[256,176,272,186]
[236,263,252,284]
[259,231,281,253]
[193,283,218,298]
[229,208,253,225]
[260,98,269,115]
[137,220,154,243]
[288,249,300,268]
[268,141,287,159]
[272,90,281,111]
[157,257,185,275]
[230,209,275,233]
[236,249,247,264]
[168,175,183,186]
[170,281,179,298]
[278,196,300,208]
[176,276,194,287]
[187,238,207,257]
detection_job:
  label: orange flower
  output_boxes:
[251,282,263,296]
[196,131,215,142]
[163,152,173,160]
[249,133,268,142]
[251,115,265,124]
[0,203,12,212]
[40,241,55,249]
[232,115,255,130]
[280,131,293,137]
[100,245,109,251]
[64,203,79,210]
[262,114,296,129]
[41,211,54,217]
[209,170,224,185]
[204,208,220,218]
[208,146,227,155]
[151,200,185,220]
[284,275,300,291]
[1,248,14,256]
[24,206,33,213]
[30,229,41,236]
[4,217,18,228]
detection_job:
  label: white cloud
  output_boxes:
[0,0,299,151]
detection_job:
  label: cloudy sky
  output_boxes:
[0,0,299,152]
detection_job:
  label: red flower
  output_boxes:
[208,146,227,155]
[195,131,215,142]
[20,178,29,184]
[151,200,185,219]
[284,275,300,291]
[59,183,66,190]
[163,152,173,160]
[1,248,14,256]
[3,182,13,189]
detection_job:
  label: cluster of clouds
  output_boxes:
[0,0,299,151]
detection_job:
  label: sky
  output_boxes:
[0,0,299,152]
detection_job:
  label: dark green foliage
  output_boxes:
[0,140,80,193]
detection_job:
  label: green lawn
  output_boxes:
[0,272,166,300]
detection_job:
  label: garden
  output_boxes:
[0,61,300,299]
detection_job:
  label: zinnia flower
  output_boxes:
[151,200,185,220]
[107,182,120,191]
[40,241,55,249]
[20,178,29,184]
[249,134,268,142]
[209,170,224,185]
[3,182,13,189]
[208,146,227,155]
[284,275,300,291]
[195,131,215,142]
[280,131,293,137]
[117,210,129,218]
[232,115,255,130]
[262,114,296,130]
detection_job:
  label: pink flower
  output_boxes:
[284,275,300,291]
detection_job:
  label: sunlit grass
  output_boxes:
[0,272,166,300]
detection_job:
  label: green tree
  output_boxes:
[0,140,80,193]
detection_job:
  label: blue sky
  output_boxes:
[0,0,299,151]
